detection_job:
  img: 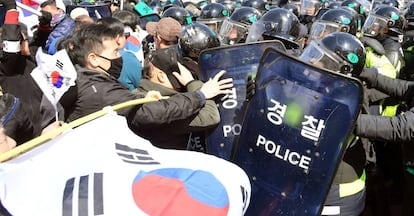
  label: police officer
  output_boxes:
[245,8,303,54]
[355,64,414,216]
[218,6,262,45]
[299,32,367,216]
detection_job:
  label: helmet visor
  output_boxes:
[219,18,249,45]
[197,19,223,33]
[300,0,321,16]
[300,40,345,72]
[309,21,349,41]
[246,20,295,42]
[361,13,388,37]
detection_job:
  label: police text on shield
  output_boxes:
[256,134,311,170]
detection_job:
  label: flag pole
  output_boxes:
[0,97,168,162]
[16,1,42,16]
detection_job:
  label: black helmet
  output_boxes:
[300,32,365,75]
[246,8,300,48]
[217,0,241,15]
[149,0,163,15]
[299,0,326,16]
[197,3,230,33]
[300,32,366,76]
[241,0,270,13]
[404,1,414,29]
[197,0,210,9]
[309,8,358,41]
[179,23,221,59]
[219,6,262,45]
[268,0,289,7]
[161,0,184,11]
[381,0,399,8]
[327,1,342,9]
[341,0,365,15]
[362,5,405,38]
[162,6,194,25]
[282,3,300,17]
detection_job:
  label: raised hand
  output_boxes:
[199,70,233,99]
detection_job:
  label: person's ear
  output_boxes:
[157,71,168,83]
[88,52,100,68]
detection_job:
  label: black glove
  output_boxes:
[0,0,16,11]
[38,10,52,26]
[358,67,378,85]
[246,74,256,101]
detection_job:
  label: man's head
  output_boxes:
[142,47,183,91]
[67,23,122,76]
[40,0,66,15]
[146,17,182,49]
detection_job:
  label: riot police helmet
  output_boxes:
[246,8,301,49]
[309,7,358,41]
[179,22,221,59]
[241,0,270,13]
[300,32,366,76]
[341,0,365,15]
[299,0,326,16]
[282,3,300,17]
[197,3,230,33]
[362,5,405,38]
[218,6,262,45]
[404,1,414,29]
[217,0,241,15]
[162,6,194,25]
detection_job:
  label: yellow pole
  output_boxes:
[0,97,167,162]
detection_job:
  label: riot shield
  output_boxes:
[196,40,286,159]
[233,48,363,215]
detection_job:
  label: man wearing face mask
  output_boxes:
[96,17,142,90]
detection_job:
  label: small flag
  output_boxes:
[31,48,77,111]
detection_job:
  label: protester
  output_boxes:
[134,48,222,149]
[142,17,182,58]
[112,9,146,66]
[39,0,75,54]
[59,23,233,142]
[96,17,142,90]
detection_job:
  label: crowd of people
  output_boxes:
[1,0,414,215]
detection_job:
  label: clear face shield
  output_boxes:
[299,0,322,16]
[246,20,290,43]
[309,20,350,41]
[219,18,249,45]
[197,19,224,34]
[300,40,351,73]
[361,13,389,37]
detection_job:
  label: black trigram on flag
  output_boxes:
[115,143,160,165]
[62,173,104,216]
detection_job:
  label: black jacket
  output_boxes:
[134,79,220,149]
[60,66,206,141]
[356,70,414,142]
[0,17,43,138]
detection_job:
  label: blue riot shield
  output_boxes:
[196,40,286,159]
[233,48,363,215]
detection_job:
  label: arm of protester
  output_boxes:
[0,0,27,76]
[199,70,233,100]
[29,10,52,52]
